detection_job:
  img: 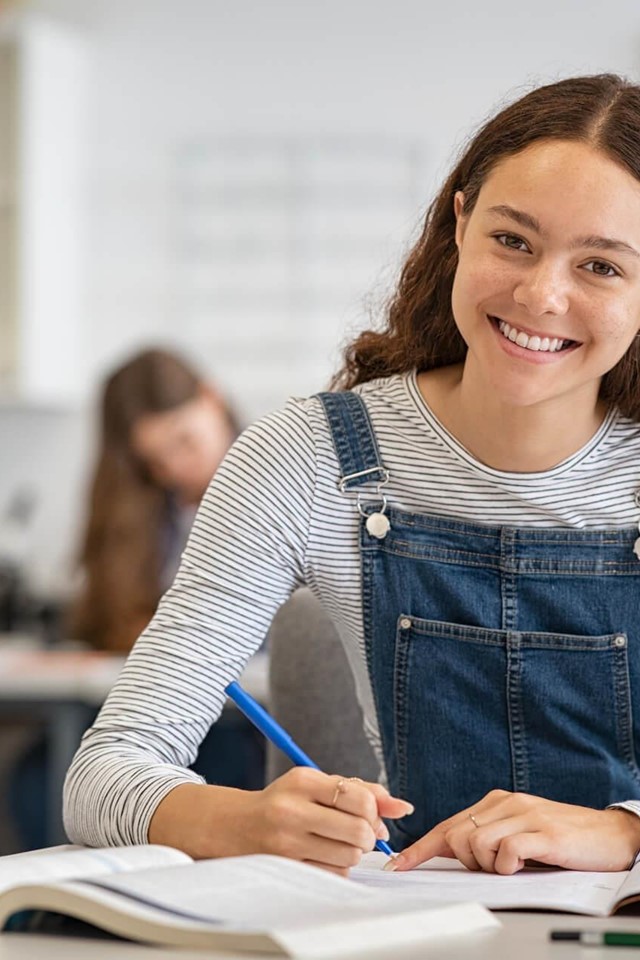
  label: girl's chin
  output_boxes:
[471,363,566,408]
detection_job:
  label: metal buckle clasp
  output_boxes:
[338,467,389,495]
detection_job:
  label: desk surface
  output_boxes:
[2,912,640,959]
[0,646,269,705]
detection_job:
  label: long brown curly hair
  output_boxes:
[69,348,238,652]
[334,74,640,419]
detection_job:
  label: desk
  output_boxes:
[0,647,269,847]
[2,912,640,958]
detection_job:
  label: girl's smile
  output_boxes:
[489,314,581,364]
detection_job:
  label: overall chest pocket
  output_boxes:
[391,615,640,844]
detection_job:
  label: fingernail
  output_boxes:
[376,823,390,841]
[402,802,415,814]
[383,855,402,872]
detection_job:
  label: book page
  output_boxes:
[275,902,499,959]
[0,876,497,958]
[351,852,625,916]
[0,844,190,894]
[80,854,497,957]
[86,855,384,929]
[609,858,640,908]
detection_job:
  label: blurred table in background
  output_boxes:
[0,641,268,847]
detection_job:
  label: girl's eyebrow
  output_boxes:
[487,204,541,234]
[486,203,640,259]
[575,234,640,259]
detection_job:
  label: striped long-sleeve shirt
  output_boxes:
[63,371,640,846]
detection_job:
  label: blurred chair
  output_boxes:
[266,589,379,782]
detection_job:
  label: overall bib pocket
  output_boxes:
[392,615,640,844]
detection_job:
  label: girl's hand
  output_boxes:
[244,768,413,875]
[388,789,640,875]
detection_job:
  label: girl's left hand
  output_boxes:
[389,789,640,875]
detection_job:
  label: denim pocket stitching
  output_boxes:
[393,618,411,802]
[611,639,640,785]
[407,615,622,649]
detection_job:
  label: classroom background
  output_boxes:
[1,0,639,853]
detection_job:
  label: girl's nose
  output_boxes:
[513,261,570,317]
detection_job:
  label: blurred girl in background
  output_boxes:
[71,347,239,652]
[12,348,263,850]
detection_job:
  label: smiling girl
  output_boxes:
[65,74,640,876]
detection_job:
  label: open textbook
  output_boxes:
[353,852,640,916]
[0,844,497,957]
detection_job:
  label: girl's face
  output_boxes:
[452,139,640,412]
[130,389,233,504]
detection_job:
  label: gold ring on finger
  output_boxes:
[331,778,348,807]
[468,813,480,828]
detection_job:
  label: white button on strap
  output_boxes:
[366,512,390,539]
[399,617,412,630]
[614,635,627,648]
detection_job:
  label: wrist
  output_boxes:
[608,807,640,868]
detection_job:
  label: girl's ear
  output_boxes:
[454,191,468,249]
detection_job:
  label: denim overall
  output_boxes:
[318,390,640,851]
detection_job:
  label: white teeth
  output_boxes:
[494,318,572,354]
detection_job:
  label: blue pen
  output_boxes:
[225,680,396,858]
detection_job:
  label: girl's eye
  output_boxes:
[583,260,619,278]
[494,233,530,252]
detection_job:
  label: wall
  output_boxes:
[25,0,640,411]
[3,0,640,593]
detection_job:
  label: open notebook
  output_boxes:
[0,845,497,957]
[353,852,640,916]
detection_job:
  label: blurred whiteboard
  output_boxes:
[170,137,428,422]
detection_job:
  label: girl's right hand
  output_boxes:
[243,767,413,875]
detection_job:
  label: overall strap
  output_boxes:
[316,391,388,491]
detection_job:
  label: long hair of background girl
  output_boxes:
[70,349,231,652]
